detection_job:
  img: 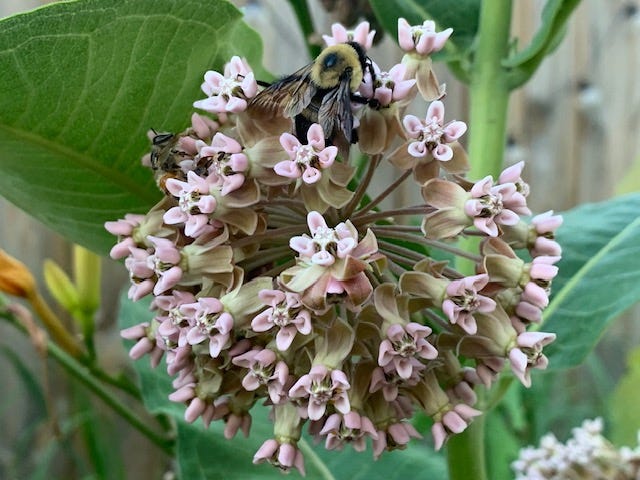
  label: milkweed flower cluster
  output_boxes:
[512,418,640,479]
[108,19,562,476]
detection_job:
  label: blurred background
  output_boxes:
[1,0,639,478]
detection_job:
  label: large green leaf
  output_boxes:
[505,0,581,88]
[610,346,640,446]
[118,294,447,480]
[0,0,263,255]
[543,193,640,369]
[369,0,480,58]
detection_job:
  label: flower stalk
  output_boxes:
[450,2,514,478]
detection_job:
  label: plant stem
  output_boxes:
[447,415,488,480]
[287,0,321,60]
[450,2,513,479]
[342,154,381,218]
[355,168,411,217]
[456,0,513,275]
[73,245,101,359]
[467,0,513,179]
[27,290,84,358]
[1,309,174,455]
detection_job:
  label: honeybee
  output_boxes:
[149,130,213,193]
[148,131,179,190]
[249,42,376,145]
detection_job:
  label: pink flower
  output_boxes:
[146,236,183,295]
[373,421,422,460]
[475,357,506,388]
[431,404,482,450]
[320,411,378,452]
[359,62,416,107]
[370,360,424,401]
[164,171,219,238]
[398,18,453,55]
[124,247,155,300]
[531,211,563,257]
[105,214,146,259]
[403,101,467,161]
[154,290,197,345]
[197,133,248,195]
[223,412,252,440]
[253,439,305,476]
[232,348,289,404]
[283,212,381,312]
[180,297,234,358]
[323,21,375,50]
[464,176,531,237]
[289,365,351,420]
[499,161,530,198]
[120,322,164,367]
[509,331,556,387]
[193,56,257,113]
[251,289,312,351]
[289,211,358,266]
[378,322,438,379]
[275,124,337,184]
[442,274,496,334]
[168,376,228,427]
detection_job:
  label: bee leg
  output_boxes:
[367,98,381,110]
[350,128,359,144]
[294,114,315,143]
[349,94,381,111]
[256,79,271,87]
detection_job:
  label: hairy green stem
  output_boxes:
[450,2,513,479]
[467,0,513,179]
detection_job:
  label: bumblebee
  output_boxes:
[249,41,375,144]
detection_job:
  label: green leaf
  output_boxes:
[368,0,480,58]
[615,154,640,195]
[118,293,447,479]
[610,346,640,446]
[0,0,263,255]
[312,440,447,480]
[543,193,640,369]
[505,0,581,88]
[175,408,447,480]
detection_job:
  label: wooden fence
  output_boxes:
[1,0,638,477]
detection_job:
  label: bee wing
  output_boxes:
[249,63,316,118]
[318,77,353,142]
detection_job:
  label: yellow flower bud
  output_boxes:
[0,249,36,298]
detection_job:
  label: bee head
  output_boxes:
[311,43,366,91]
